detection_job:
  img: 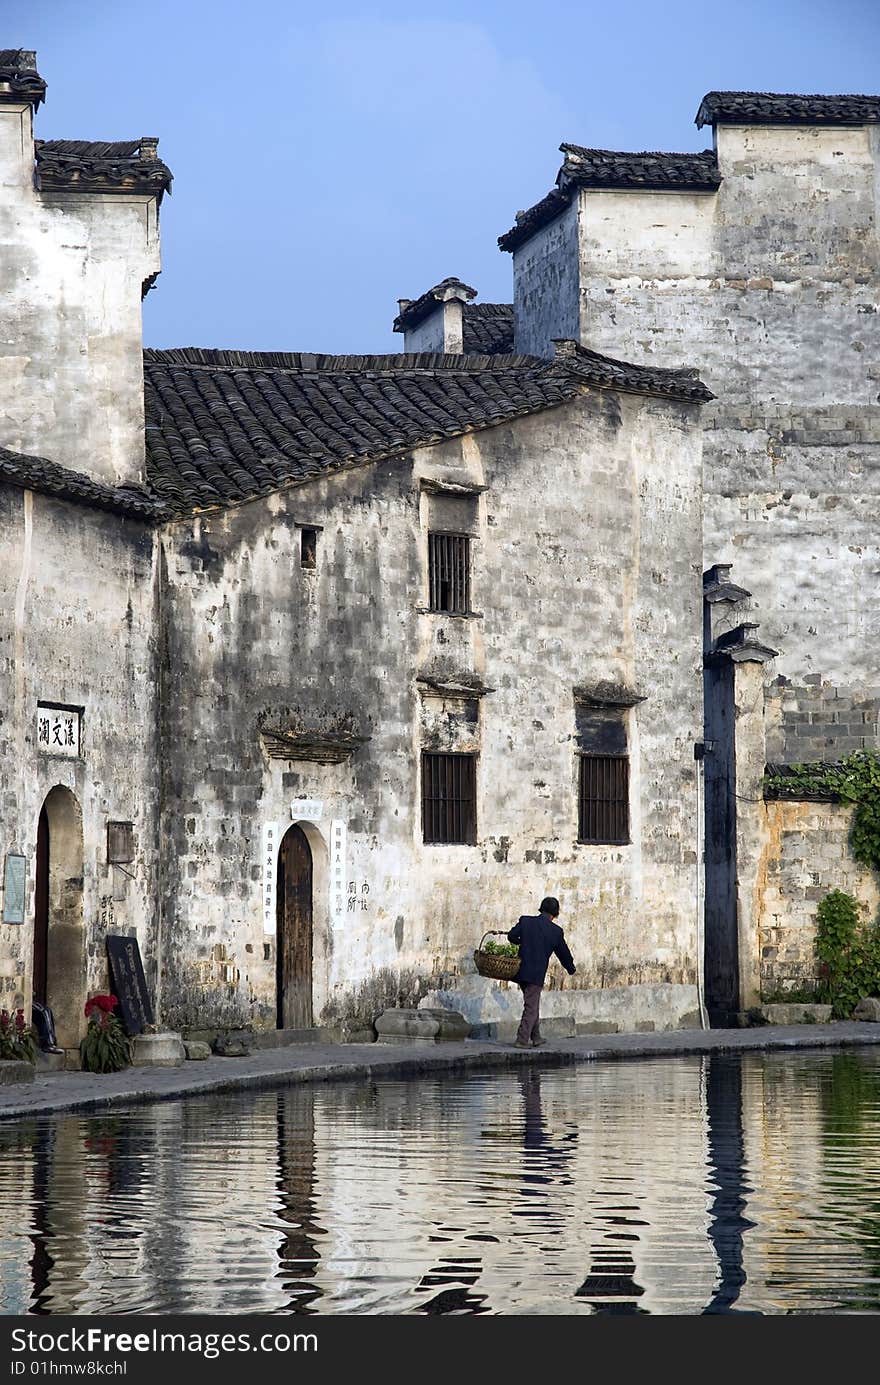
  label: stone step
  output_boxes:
[759,1002,832,1025]
[471,1015,577,1042]
[34,1049,66,1072]
[203,1026,347,1056]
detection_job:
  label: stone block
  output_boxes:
[635,1020,656,1032]
[131,1032,186,1067]
[184,1040,212,1060]
[416,1008,470,1041]
[0,1060,34,1085]
[212,1033,253,1057]
[539,1016,576,1038]
[469,1021,519,1042]
[374,1009,440,1045]
[576,1021,619,1034]
[759,1003,832,1025]
[852,997,880,1022]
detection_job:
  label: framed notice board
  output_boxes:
[2,854,26,924]
[106,934,154,1035]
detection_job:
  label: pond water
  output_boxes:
[3,1049,880,1315]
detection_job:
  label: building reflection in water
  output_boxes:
[274,1090,323,1312]
[7,1052,880,1314]
[701,1053,757,1314]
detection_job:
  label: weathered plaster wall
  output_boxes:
[756,800,879,995]
[0,485,160,1042]
[0,103,160,486]
[512,201,581,358]
[512,124,880,762]
[158,386,704,1032]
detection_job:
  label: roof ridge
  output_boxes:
[143,347,543,372]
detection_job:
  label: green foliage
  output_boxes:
[80,1013,130,1074]
[482,940,519,958]
[0,1009,36,1064]
[765,752,880,871]
[814,890,880,1019]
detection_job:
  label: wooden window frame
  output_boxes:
[578,753,630,845]
[421,751,477,845]
[427,531,471,614]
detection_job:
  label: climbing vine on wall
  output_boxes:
[764,750,880,873]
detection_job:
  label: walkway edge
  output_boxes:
[3,1023,880,1122]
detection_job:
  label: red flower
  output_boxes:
[14,1009,25,1031]
[84,994,118,1020]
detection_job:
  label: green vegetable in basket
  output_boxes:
[482,940,519,957]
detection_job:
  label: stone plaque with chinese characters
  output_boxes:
[36,704,81,758]
[290,798,323,822]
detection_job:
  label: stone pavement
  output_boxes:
[3,1021,880,1122]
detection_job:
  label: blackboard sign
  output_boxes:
[106,934,154,1036]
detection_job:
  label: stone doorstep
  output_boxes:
[0,1060,34,1086]
[375,1008,471,1044]
[759,1003,833,1025]
[130,1032,186,1068]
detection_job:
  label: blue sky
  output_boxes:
[7,0,880,353]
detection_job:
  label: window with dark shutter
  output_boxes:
[421,752,477,844]
[578,754,629,845]
[428,532,470,614]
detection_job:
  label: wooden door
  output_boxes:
[276,825,313,1029]
[33,805,49,1006]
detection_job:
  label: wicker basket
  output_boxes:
[473,930,521,981]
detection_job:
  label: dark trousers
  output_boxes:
[516,982,543,1044]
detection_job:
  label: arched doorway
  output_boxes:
[276,824,313,1029]
[33,787,85,1050]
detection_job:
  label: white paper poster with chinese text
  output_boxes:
[329,820,347,925]
[262,821,279,934]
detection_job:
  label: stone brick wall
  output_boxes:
[756,800,879,995]
[765,677,880,765]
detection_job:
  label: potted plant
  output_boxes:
[80,994,131,1073]
[0,1008,37,1064]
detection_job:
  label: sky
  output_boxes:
[6,0,880,354]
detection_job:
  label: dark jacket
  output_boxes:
[507,913,576,987]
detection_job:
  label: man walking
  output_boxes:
[508,896,576,1048]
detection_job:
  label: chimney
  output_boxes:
[393,277,477,353]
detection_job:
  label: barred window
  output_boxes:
[428,532,470,614]
[422,752,477,844]
[578,754,629,845]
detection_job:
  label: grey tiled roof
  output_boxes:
[35,139,173,203]
[499,145,719,252]
[0,446,164,519]
[143,343,712,516]
[696,90,880,128]
[462,303,514,354]
[0,50,45,107]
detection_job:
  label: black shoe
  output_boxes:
[514,1039,530,1049]
[532,1038,547,1048]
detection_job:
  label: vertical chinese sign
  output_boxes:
[262,822,278,935]
[330,820,347,924]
